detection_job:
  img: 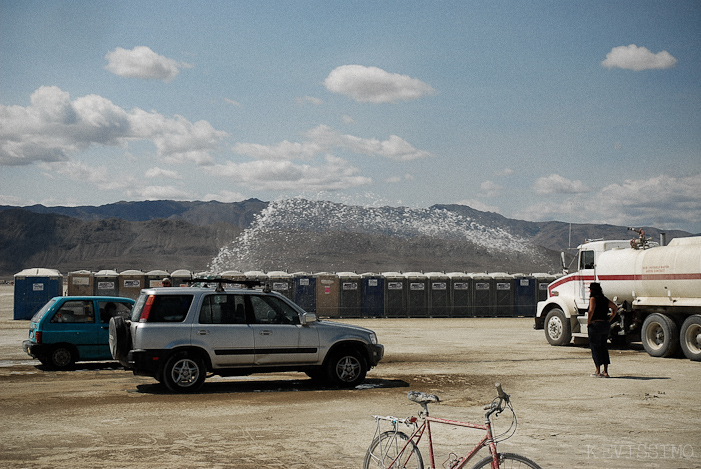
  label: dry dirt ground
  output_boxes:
[0,284,699,469]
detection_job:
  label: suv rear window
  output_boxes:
[133,294,194,322]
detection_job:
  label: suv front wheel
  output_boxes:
[325,349,367,388]
[163,352,206,393]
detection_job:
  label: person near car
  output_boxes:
[162,277,172,287]
[587,282,617,378]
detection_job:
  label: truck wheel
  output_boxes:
[325,349,367,388]
[544,308,571,346]
[109,316,131,363]
[641,313,679,358]
[163,352,206,393]
[680,315,701,361]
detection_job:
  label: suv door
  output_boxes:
[248,294,319,365]
[196,293,254,367]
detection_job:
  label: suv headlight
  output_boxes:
[369,332,378,345]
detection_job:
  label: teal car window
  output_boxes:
[98,300,133,324]
[31,299,57,322]
[50,300,94,323]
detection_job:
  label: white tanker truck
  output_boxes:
[534,232,701,361]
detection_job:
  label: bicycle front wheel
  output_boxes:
[363,431,423,469]
[471,452,542,469]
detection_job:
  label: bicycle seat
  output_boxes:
[407,391,440,404]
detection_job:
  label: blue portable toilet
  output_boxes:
[447,272,471,317]
[13,268,63,320]
[513,274,536,317]
[361,273,384,317]
[293,272,316,313]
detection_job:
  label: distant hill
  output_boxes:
[0,199,693,278]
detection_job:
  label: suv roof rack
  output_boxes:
[183,277,267,293]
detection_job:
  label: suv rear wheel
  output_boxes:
[163,352,206,393]
[325,349,367,388]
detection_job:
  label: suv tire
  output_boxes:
[109,316,131,363]
[325,348,367,388]
[163,352,206,393]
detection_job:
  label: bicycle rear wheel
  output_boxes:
[363,431,423,469]
[471,452,541,469]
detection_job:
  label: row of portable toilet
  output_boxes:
[64,269,195,299]
[220,270,558,319]
[12,268,192,319]
[13,268,558,320]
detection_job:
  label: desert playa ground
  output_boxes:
[0,284,699,468]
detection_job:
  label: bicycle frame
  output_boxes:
[377,411,499,469]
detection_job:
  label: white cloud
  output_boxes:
[589,174,701,229]
[533,174,591,195]
[295,95,323,105]
[105,46,192,82]
[0,86,227,166]
[519,174,701,232]
[145,167,183,179]
[305,124,434,161]
[495,168,514,177]
[39,160,134,191]
[457,199,500,213]
[341,114,355,124]
[202,190,247,203]
[205,155,372,191]
[480,180,502,197]
[233,124,433,162]
[324,65,436,103]
[233,140,323,161]
[128,185,192,200]
[385,173,415,184]
[224,98,242,107]
[601,44,677,71]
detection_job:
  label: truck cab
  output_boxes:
[535,240,629,345]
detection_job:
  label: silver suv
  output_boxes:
[109,281,384,392]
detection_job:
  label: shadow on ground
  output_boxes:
[133,377,409,395]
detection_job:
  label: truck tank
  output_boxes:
[596,236,701,307]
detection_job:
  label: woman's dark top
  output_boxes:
[590,294,610,322]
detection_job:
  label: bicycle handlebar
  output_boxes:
[495,382,509,401]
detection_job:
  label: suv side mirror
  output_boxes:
[300,312,317,325]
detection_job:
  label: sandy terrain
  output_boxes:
[0,284,698,468]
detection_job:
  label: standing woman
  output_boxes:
[587,282,617,377]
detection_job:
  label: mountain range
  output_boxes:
[0,199,692,279]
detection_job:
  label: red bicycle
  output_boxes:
[363,383,541,469]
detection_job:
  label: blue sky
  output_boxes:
[1,1,700,233]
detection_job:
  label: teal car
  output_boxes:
[23,296,135,369]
